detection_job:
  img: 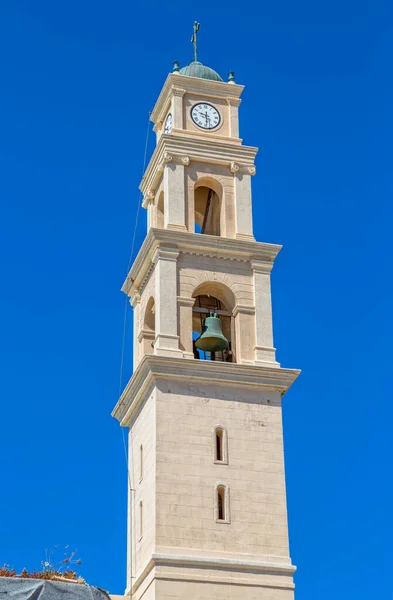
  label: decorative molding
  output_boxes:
[130,289,141,308]
[140,135,258,197]
[142,189,155,208]
[251,259,274,274]
[151,73,244,125]
[151,247,179,265]
[121,228,281,297]
[230,162,256,176]
[233,304,255,318]
[227,97,242,107]
[130,553,296,597]
[158,153,191,171]
[112,354,300,426]
[137,328,155,343]
[172,86,186,97]
[180,248,249,263]
[177,296,196,307]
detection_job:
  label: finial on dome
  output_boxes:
[173,61,180,73]
[191,21,200,63]
[228,71,235,84]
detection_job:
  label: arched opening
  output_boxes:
[156,191,164,229]
[139,501,143,539]
[192,283,235,362]
[215,484,229,523]
[142,297,155,355]
[213,426,228,464]
[217,487,225,520]
[194,179,222,236]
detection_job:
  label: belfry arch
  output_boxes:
[192,282,236,362]
[194,177,222,236]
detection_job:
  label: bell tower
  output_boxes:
[113,25,300,600]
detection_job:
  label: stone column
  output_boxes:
[177,296,195,359]
[153,247,182,357]
[227,97,241,138]
[232,164,256,240]
[130,290,141,370]
[163,154,188,231]
[252,260,279,367]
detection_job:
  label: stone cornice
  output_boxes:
[131,552,296,596]
[121,228,281,297]
[112,355,300,426]
[140,134,258,200]
[151,73,244,125]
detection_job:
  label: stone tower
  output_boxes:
[112,45,300,600]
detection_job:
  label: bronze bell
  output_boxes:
[195,312,229,353]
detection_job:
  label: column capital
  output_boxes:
[230,162,256,176]
[130,289,141,307]
[172,86,186,97]
[142,189,155,208]
[177,295,196,307]
[152,247,179,264]
[251,259,274,274]
[233,304,255,318]
[226,96,242,107]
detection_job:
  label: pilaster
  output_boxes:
[231,164,256,240]
[252,260,279,367]
[163,154,188,231]
[172,86,185,130]
[177,295,195,359]
[227,97,241,138]
[130,290,141,370]
[152,247,181,357]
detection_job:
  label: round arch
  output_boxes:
[194,177,222,236]
[192,281,236,313]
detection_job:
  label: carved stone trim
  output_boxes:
[233,304,256,317]
[227,97,241,107]
[142,189,155,208]
[251,259,274,274]
[157,153,191,172]
[151,247,180,264]
[177,295,196,307]
[230,162,256,175]
[172,86,186,97]
[130,289,141,308]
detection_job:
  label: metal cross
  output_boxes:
[191,21,200,62]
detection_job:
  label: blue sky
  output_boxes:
[1,0,392,596]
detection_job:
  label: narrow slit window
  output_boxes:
[217,486,225,521]
[140,445,143,481]
[216,430,223,461]
[213,426,228,464]
[139,501,143,539]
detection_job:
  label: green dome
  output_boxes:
[179,61,223,82]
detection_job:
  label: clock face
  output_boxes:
[191,103,221,130]
[164,113,172,134]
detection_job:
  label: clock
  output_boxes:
[191,103,220,130]
[164,113,173,134]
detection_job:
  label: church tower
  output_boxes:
[113,24,300,600]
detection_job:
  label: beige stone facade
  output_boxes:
[112,67,300,599]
